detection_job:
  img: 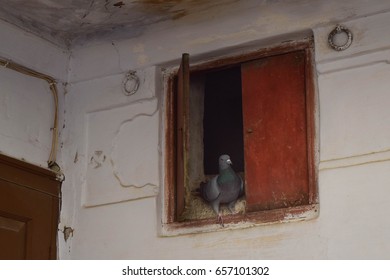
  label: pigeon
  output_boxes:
[200,154,244,226]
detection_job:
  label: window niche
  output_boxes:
[181,66,246,221]
[164,38,318,231]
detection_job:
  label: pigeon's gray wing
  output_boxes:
[200,176,220,202]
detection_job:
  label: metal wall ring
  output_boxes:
[123,70,140,96]
[328,25,353,51]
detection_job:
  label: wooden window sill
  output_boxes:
[160,204,319,237]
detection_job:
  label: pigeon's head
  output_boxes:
[219,154,232,170]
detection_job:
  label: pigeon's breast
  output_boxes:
[218,176,242,203]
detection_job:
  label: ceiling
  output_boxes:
[0,0,238,48]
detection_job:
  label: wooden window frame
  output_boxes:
[163,38,318,235]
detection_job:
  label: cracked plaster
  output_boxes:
[82,67,160,207]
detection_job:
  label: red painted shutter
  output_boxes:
[176,53,190,220]
[241,51,310,212]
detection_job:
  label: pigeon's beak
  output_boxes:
[226,159,232,165]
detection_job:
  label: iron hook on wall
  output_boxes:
[328,25,353,51]
[123,70,140,96]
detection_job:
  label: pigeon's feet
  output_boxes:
[217,214,224,227]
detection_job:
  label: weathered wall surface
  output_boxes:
[60,0,390,259]
[0,20,68,168]
[1,0,389,260]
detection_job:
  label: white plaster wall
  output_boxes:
[0,20,69,81]
[60,0,390,259]
[0,20,68,168]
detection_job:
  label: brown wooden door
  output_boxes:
[0,154,60,260]
[241,51,310,212]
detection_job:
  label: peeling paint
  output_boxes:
[62,226,74,242]
[74,151,78,163]
[89,150,106,169]
[0,0,242,47]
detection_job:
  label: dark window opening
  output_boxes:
[203,67,244,175]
